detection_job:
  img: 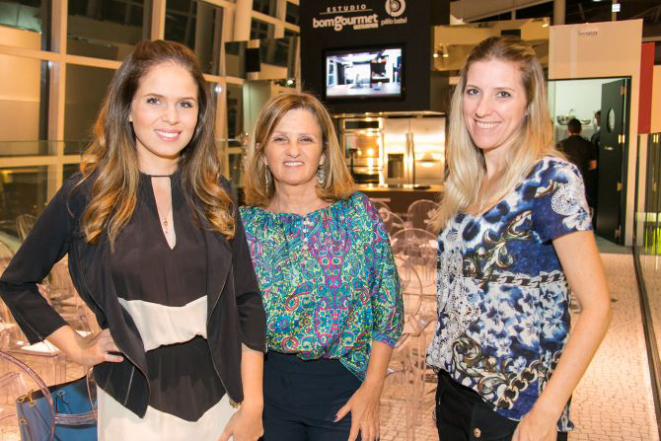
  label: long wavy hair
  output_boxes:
[243,92,355,207]
[77,40,235,247]
[432,36,559,231]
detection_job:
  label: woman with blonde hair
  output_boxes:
[240,92,403,441]
[0,40,266,440]
[426,36,611,441]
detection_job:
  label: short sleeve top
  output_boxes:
[240,192,403,379]
[426,157,592,431]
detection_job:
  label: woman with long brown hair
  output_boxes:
[427,36,611,440]
[0,40,266,440]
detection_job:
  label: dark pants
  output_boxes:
[435,371,568,441]
[262,351,362,441]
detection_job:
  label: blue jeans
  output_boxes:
[262,351,362,441]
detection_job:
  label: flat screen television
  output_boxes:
[324,46,404,101]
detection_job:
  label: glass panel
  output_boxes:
[252,0,276,17]
[0,141,53,157]
[67,0,146,61]
[0,166,48,238]
[0,0,48,49]
[63,163,81,181]
[260,36,295,68]
[64,64,115,143]
[224,38,297,80]
[165,0,223,74]
[0,54,47,141]
[226,84,244,147]
[285,2,299,25]
[284,29,298,38]
[250,18,273,40]
[64,140,88,155]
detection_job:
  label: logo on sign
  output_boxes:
[385,0,406,17]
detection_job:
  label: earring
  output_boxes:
[317,166,326,187]
[264,166,272,192]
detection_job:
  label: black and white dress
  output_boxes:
[96,172,234,440]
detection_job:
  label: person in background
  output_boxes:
[427,36,611,441]
[0,40,266,441]
[240,92,403,441]
[556,118,597,208]
[590,110,601,149]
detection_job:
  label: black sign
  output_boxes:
[300,0,450,113]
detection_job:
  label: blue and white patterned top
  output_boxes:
[426,156,592,431]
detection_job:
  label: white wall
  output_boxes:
[0,25,41,145]
[550,19,643,246]
[553,78,617,123]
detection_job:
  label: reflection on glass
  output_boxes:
[0,166,48,226]
[63,163,81,181]
[285,3,299,25]
[165,0,223,75]
[226,84,243,147]
[250,18,273,40]
[634,133,661,367]
[253,0,276,17]
[0,141,52,157]
[67,0,146,61]
[65,64,115,142]
[0,0,48,49]
[225,38,298,80]
[0,54,47,141]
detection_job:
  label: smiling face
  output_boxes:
[262,108,325,195]
[130,61,199,172]
[462,59,528,157]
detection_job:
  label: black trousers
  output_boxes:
[262,351,362,441]
[435,371,568,441]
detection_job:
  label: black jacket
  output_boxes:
[0,173,266,417]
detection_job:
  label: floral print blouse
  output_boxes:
[426,157,592,431]
[240,192,403,379]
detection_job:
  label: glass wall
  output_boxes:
[67,0,147,61]
[635,132,661,351]
[165,0,223,75]
[0,0,301,240]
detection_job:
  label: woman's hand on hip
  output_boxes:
[47,326,123,367]
[335,381,383,441]
[218,404,264,441]
[72,328,123,366]
[512,407,558,441]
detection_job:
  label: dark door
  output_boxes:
[596,79,629,243]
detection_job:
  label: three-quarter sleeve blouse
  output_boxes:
[240,191,403,379]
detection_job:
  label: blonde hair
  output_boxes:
[243,92,355,207]
[77,40,235,248]
[433,36,559,231]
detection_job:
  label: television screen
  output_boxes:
[325,47,403,100]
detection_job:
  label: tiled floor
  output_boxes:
[0,247,657,440]
[381,249,660,441]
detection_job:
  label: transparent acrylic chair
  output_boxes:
[381,259,432,441]
[381,212,406,239]
[406,200,439,232]
[14,215,37,242]
[0,351,96,441]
